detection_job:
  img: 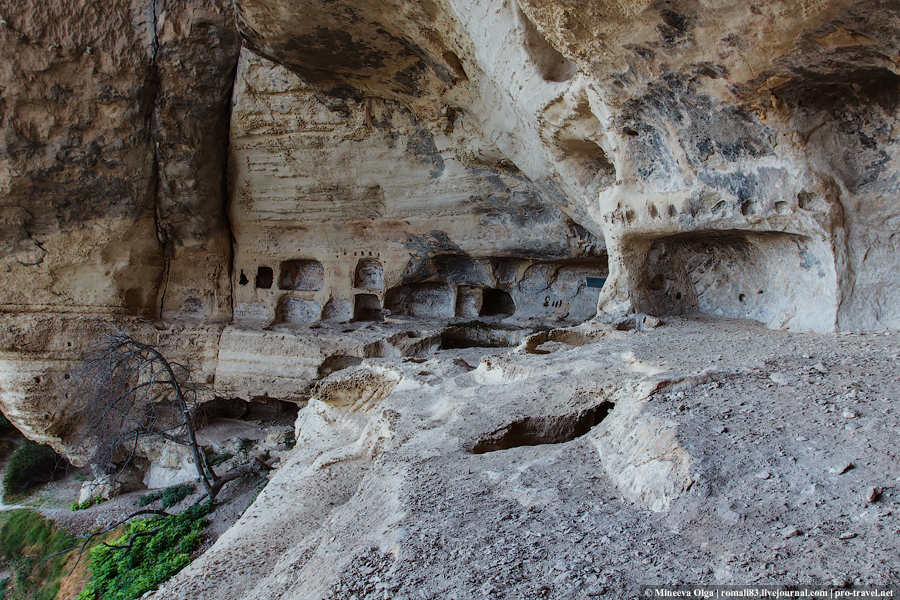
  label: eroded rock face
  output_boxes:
[0,0,899,594]
[1,0,899,497]
[228,48,606,329]
[0,0,238,446]
[147,320,900,597]
[0,0,239,319]
[232,0,900,332]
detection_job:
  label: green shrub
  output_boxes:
[208,451,233,467]
[76,501,212,600]
[2,440,60,498]
[73,499,93,511]
[0,411,11,430]
[137,483,194,509]
[72,497,108,511]
[0,509,75,599]
[237,438,255,455]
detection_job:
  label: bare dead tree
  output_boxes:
[71,329,271,502]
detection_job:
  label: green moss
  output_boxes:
[76,501,212,600]
[2,440,60,498]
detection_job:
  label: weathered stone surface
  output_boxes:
[227,48,604,328]
[230,0,900,332]
[0,0,899,594]
[147,319,900,597]
[0,0,239,320]
[0,0,238,446]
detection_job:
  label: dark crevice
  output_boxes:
[222,59,240,322]
[480,288,515,317]
[354,293,384,322]
[470,401,614,453]
[318,354,363,377]
[148,0,164,318]
[255,266,273,289]
[198,396,299,426]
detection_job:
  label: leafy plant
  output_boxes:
[208,451,234,467]
[2,440,60,498]
[237,438,255,455]
[75,501,213,600]
[137,483,195,510]
[73,497,108,511]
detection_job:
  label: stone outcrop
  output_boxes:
[0,0,238,446]
[1,0,899,594]
[231,0,900,333]
[0,0,898,566]
[228,48,606,330]
[146,319,900,596]
[0,0,239,319]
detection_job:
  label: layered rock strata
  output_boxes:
[0,0,898,521]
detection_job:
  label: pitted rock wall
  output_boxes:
[232,0,900,331]
[1,0,900,455]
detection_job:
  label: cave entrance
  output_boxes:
[280,260,324,291]
[199,396,300,425]
[480,289,515,317]
[255,266,273,289]
[384,283,455,318]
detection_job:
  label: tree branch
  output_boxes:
[205,457,272,500]
[62,508,171,576]
[103,527,161,551]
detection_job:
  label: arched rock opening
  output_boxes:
[632,230,836,331]
[355,259,384,290]
[480,288,516,317]
[353,294,384,322]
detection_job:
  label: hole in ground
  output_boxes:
[470,401,614,453]
[440,322,535,350]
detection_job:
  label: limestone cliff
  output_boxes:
[0,0,898,519]
[1,0,899,595]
